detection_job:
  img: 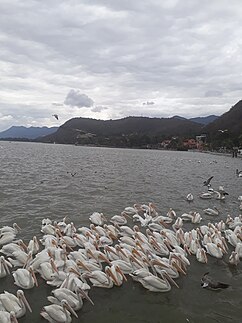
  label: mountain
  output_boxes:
[173,115,219,125]
[189,115,219,125]
[0,126,59,139]
[202,101,242,136]
[37,116,203,146]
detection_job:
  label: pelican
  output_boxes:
[133,271,179,292]
[0,290,32,318]
[107,265,127,286]
[40,299,78,322]
[0,311,18,323]
[0,232,16,245]
[199,192,213,199]
[196,248,208,263]
[0,240,27,256]
[47,287,94,310]
[0,223,21,235]
[204,242,225,259]
[110,212,130,226]
[203,206,219,216]
[229,251,240,266]
[0,256,12,278]
[83,267,118,288]
[12,267,38,289]
[89,212,106,226]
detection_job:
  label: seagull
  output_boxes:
[67,172,77,177]
[201,272,230,290]
[203,176,214,187]
[52,114,59,120]
[218,129,228,133]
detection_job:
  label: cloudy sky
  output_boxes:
[0,0,242,131]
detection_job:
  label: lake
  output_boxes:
[0,141,241,323]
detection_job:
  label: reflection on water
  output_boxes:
[0,142,241,323]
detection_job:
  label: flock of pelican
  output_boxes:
[0,192,242,322]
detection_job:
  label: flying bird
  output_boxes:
[203,176,214,187]
[201,272,230,290]
[218,129,228,133]
[52,114,59,120]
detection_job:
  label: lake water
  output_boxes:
[0,141,241,323]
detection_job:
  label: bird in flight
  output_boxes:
[201,272,230,290]
[52,114,59,120]
[203,176,214,187]
[218,129,228,133]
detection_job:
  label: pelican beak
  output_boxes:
[21,293,32,313]
[172,261,186,275]
[151,259,170,269]
[64,302,78,319]
[164,271,179,288]
[50,259,59,274]
[19,240,28,251]
[106,267,119,286]
[98,253,111,265]
[77,261,91,273]
[30,268,38,287]
[183,244,191,256]
[77,288,94,306]
[87,249,95,259]
[116,266,127,282]
[69,267,81,276]
[15,224,22,231]
[132,248,143,258]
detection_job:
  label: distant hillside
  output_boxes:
[37,116,203,145]
[0,126,59,139]
[173,115,218,125]
[189,115,219,125]
[202,101,242,135]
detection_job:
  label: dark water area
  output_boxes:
[0,141,241,323]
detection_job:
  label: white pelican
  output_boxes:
[27,236,40,255]
[229,251,240,265]
[48,287,94,310]
[12,267,38,289]
[0,240,27,256]
[0,290,32,318]
[196,248,208,263]
[0,232,16,245]
[203,206,219,216]
[37,259,59,281]
[107,265,127,286]
[40,299,78,322]
[204,242,225,259]
[199,192,213,199]
[82,267,118,288]
[110,212,130,226]
[0,311,18,323]
[0,256,12,278]
[0,223,21,235]
[166,208,176,219]
[89,212,106,226]
[235,242,242,258]
[134,271,179,292]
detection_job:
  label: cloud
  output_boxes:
[204,90,223,97]
[0,1,242,131]
[64,90,94,108]
[91,105,108,112]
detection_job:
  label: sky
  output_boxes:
[0,0,242,131]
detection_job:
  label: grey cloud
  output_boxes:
[205,91,223,97]
[91,106,108,112]
[64,90,94,108]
